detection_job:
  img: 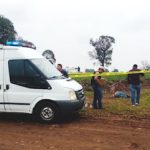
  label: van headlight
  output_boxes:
[69,90,77,100]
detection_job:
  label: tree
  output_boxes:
[85,68,95,72]
[89,35,115,67]
[141,60,150,70]
[42,49,56,64]
[0,15,16,44]
[112,69,119,72]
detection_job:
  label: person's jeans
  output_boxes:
[92,86,103,109]
[129,84,141,105]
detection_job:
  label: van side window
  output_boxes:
[8,60,50,89]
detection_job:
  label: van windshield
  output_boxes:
[30,58,63,79]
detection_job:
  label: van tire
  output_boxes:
[34,102,59,123]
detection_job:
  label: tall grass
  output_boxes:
[76,73,150,119]
[81,89,150,119]
[72,72,150,81]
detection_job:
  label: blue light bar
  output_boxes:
[5,40,36,49]
[6,41,21,46]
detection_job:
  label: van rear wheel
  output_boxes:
[35,102,59,123]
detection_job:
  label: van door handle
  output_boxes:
[0,85,1,90]
[6,85,9,90]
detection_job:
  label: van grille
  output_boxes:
[76,89,85,100]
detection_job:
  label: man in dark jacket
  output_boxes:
[57,64,68,78]
[127,64,144,106]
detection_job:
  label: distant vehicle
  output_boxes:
[0,42,85,123]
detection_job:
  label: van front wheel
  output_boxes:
[35,102,59,123]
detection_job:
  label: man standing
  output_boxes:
[57,64,68,78]
[91,67,105,109]
[127,64,144,106]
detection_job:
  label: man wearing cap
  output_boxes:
[91,67,105,109]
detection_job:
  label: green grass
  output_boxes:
[72,75,127,82]
[73,73,150,120]
[81,88,150,120]
[72,72,150,81]
[145,73,150,79]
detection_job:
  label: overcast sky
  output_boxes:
[1,0,150,71]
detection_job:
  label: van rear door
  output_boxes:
[0,50,5,111]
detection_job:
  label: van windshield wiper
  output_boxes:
[48,75,67,80]
[48,76,61,79]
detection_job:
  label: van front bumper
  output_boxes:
[57,99,85,113]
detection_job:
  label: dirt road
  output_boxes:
[0,114,150,150]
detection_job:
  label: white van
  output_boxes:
[0,43,85,123]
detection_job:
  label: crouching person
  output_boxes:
[114,91,130,98]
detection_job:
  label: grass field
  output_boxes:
[73,73,150,120]
[72,72,150,82]
[82,88,150,119]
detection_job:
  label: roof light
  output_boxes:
[6,41,21,46]
[6,40,36,49]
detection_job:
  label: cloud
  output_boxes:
[1,0,150,71]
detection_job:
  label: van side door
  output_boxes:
[4,59,50,113]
